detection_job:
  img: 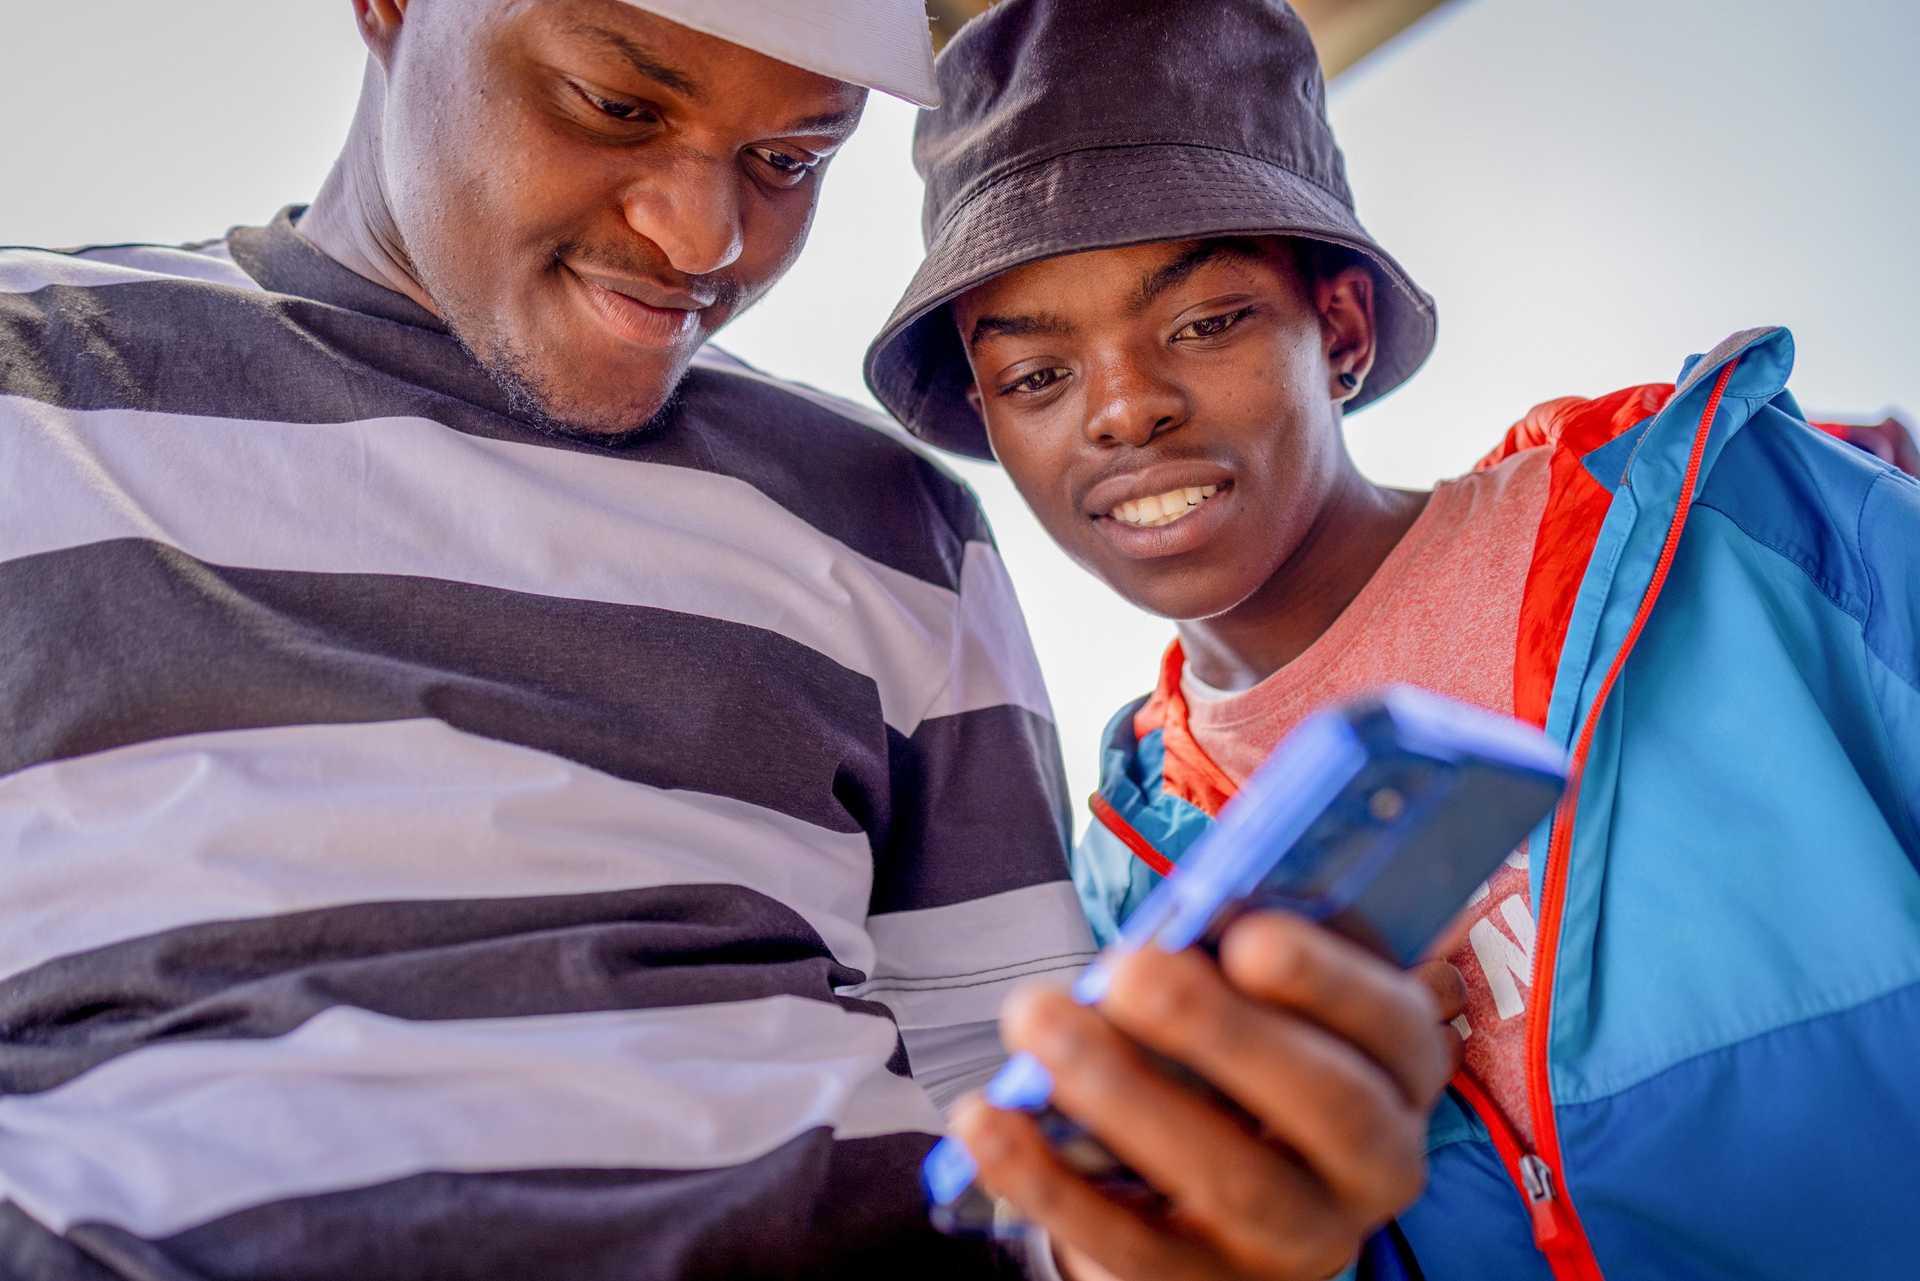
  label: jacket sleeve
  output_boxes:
[1071,817,1166,946]
[1861,467,1920,865]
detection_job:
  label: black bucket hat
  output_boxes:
[863,0,1438,462]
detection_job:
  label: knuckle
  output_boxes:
[1005,987,1084,1058]
[1105,947,1176,1013]
[1189,1155,1283,1228]
[1111,951,1229,1044]
[1313,1081,1427,1208]
[1229,914,1326,1002]
[1321,1076,1402,1157]
[1354,1111,1427,1210]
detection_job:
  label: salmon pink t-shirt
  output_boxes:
[1180,448,1552,1142]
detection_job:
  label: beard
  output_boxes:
[448,319,687,450]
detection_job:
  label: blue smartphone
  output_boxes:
[924,685,1569,1237]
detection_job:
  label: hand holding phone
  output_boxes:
[930,687,1568,1258]
[954,922,1468,1280]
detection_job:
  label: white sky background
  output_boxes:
[3,0,1914,832]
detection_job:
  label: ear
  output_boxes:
[1316,264,1376,405]
[351,0,409,66]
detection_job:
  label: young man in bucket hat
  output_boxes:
[0,2,1465,1279]
[866,1,1920,1278]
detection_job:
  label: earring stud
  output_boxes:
[1337,372,1359,391]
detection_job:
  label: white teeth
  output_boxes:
[1109,483,1223,528]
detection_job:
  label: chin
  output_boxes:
[486,343,688,440]
[1110,570,1252,625]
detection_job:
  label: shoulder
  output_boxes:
[1701,397,1920,628]
[0,236,262,301]
[677,348,995,590]
[1,235,267,387]
[1475,383,1677,473]
[0,233,286,428]
[1434,440,1554,530]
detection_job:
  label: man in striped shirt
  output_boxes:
[0,3,1458,1279]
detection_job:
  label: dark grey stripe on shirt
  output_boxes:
[0,884,904,1097]
[3,1134,1021,1281]
[0,278,987,592]
[873,704,1073,915]
[0,539,889,834]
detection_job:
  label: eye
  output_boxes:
[1173,306,1256,342]
[999,367,1070,397]
[572,84,660,128]
[750,146,822,188]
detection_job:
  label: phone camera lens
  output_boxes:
[1368,788,1405,822]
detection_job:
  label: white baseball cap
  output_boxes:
[620,1,941,108]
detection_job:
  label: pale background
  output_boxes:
[4,0,1914,832]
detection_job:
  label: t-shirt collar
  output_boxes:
[226,205,448,332]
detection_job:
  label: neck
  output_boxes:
[1178,466,1429,693]
[296,60,442,319]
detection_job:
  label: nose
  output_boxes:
[1081,354,1190,448]
[619,154,745,278]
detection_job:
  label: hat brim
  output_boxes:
[865,143,1437,461]
[618,1,940,107]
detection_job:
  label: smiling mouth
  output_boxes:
[1105,483,1226,528]
[567,268,705,350]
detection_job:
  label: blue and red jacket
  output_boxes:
[1072,329,1920,1280]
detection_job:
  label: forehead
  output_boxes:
[955,237,1290,323]
[492,0,867,126]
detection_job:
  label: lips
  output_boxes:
[1081,461,1239,562]
[1083,461,1235,520]
[1108,483,1222,528]
[566,266,708,350]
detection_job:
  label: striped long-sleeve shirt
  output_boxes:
[0,210,1096,1280]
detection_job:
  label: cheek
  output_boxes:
[986,414,1082,530]
[385,63,600,302]
[728,193,818,314]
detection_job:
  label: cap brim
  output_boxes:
[619,1,940,107]
[866,144,1436,460]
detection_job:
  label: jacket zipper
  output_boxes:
[1450,1072,1590,1266]
[1510,354,1744,1280]
[1088,791,1174,876]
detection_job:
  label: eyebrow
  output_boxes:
[1129,239,1264,314]
[777,108,865,140]
[565,21,705,102]
[967,312,1075,351]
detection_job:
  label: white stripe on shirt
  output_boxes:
[0,243,262,295]
[0,395,1048,733]
[0,719,879,985]
[0,997,940,1237]
[851,881,1097,1030]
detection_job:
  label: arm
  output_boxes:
[861,527,1098,1112]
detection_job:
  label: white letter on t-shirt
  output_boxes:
[1469,895,1537,1020]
